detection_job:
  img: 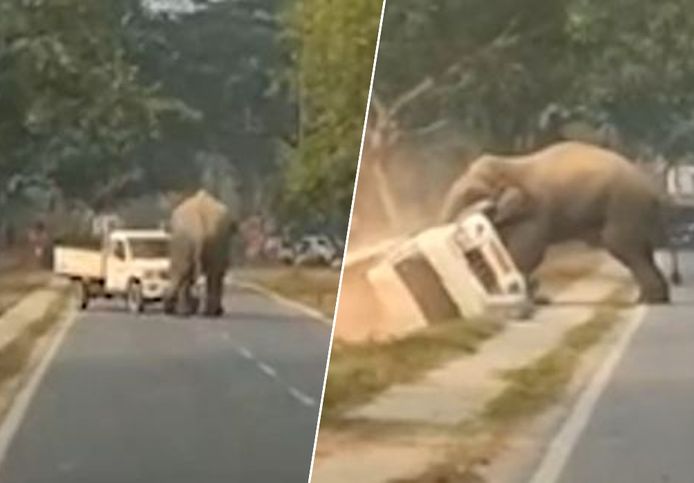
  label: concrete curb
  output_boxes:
[0,278,71,358]
[232,280,334,326]
[0,279,76,463]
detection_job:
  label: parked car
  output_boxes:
[277,238,296,265]
[293,235,338,266]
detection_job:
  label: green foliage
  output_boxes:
[127,1,289,186]
[0,0,187,208]
[281,0,382,225]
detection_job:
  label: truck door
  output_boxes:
[105,239,129,293]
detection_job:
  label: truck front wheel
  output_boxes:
[127,280,145,314]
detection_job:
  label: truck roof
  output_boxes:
[110,229,170,239]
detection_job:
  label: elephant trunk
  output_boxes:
[439,196,494,224]
[439,192,466,224]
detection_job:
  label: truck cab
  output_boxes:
[104,230,171,308]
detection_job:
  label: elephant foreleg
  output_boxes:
[163,284,177,314]
[498,218,549,302]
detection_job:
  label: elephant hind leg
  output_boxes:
[166,236,198,316]
[203,271,225,317]
[601,227,669,304]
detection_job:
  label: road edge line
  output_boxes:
[528,304,647,483]
[0,301,78,467]
[233,280,333,326]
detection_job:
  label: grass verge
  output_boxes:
[240,267,339,317]
[483,307,620,424]
[0,269,50,315]
[398,291,629,482]
[0,286,72,387]
[322,318,502,422]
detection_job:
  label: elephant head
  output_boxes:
[439,155,535,226]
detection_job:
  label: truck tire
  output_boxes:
[75,280,89,310]
[127,280,145,314]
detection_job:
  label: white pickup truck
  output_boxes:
[54,229,174,313]
[362,212,529,338]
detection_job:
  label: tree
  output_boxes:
[0,0,190,211]
[118,0,296,216]
[358,0,694,234]
[374,0,694,156]
[281,0,383,228]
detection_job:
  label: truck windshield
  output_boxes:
[129,238,169,259]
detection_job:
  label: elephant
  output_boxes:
[440,141,680,304]
[164,189,235,316]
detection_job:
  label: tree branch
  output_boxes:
[383,19,521,120]
[91,168,143,206]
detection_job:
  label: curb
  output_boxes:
[0,281,76,463]
[0,279,71,360]
[232,280,334,326]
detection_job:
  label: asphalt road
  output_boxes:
[0,284,331,483]
[534,252,694,483]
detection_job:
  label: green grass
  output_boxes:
[482,306,622,426]
[240,267,340,317]
[322,318,502,421]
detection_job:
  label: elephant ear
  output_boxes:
[491,185,535,226]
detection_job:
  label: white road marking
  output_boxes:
[288,387,316,408]
[0,302,78,467]
[528,305,647,483]
[257,362,277,379]
[238,347,254,360]
[234,345,315,409]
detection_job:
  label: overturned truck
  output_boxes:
[337,211,529,342]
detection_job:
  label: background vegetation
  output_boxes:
[354,0,694,239]
[0,0,381,241]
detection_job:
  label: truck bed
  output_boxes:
[53,246,104,280]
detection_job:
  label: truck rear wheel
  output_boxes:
[127,281,145,314]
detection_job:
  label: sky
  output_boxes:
[140,0,225,15]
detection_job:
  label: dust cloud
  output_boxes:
[335,131,479,343]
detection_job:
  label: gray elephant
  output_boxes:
[440,141,679,304]
[164,189,235,316]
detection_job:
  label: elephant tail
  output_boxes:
[655,196,683,285]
